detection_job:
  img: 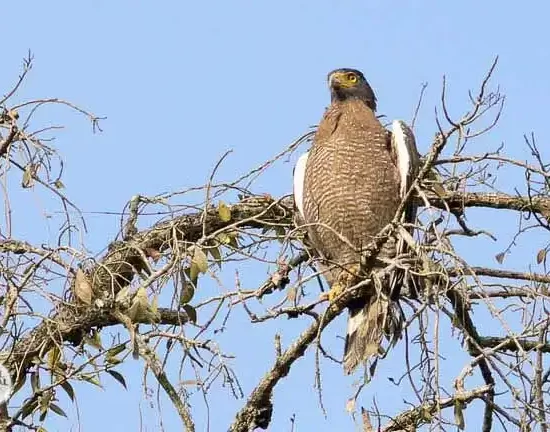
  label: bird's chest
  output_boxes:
[303,122,400,244]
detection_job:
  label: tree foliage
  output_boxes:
[1,55,550,431]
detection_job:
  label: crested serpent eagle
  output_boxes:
[293,68,420,374]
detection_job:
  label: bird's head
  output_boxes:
[327,68,377,111]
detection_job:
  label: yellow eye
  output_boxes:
[347,73,358,83]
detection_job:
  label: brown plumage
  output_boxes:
[296,68,415,374]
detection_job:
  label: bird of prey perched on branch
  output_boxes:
[293,68,420,374]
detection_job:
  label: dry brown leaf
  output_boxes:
[345,397,356,413]
[271,272,283,287]
[22,165,36,188]
[537,248,547,264]
[74,268,92,305]
[145,247,161,262]
[286,285,297,303]
[361,407,374,432]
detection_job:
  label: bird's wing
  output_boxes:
[392,119,420,201]
[389,120,421,298]
[293,152,309,222]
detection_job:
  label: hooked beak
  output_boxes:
[328,72,342,88]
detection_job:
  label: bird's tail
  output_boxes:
[343,295,402,375]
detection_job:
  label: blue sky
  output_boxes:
[2,1,550,431]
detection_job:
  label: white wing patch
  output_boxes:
[392,120,412,198]
[293,152,309,220]
[388,120,420,297]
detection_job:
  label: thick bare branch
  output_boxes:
[140,339,195,431]
[381,385,493,431]
[229,298,346,431]
[2,197,291,377]
[426,191,550,217]
[479,336,550,353]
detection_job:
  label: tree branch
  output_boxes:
[140,338,195,431]
[447,289,495,431]
[3,197,292,379]
[448,266,550,284]
[4,305,188,380]
[380,385,493,431]
[4,187,549,428]
[478,336,550,353]
[427,191,550,218]
[229,282,367,431]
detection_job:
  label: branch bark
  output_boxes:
[3,188,549,429]
[380,385,493,431]
[3,197,292,382]
[478,336,550,353]
[229,294,347,431]
[426,191,550,218]
[140,339,195,431]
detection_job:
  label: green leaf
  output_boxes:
[81,374,102,388]
[208,245,222,268]
[192,247,208,273]
[189,263,199,284]
[369,358,378,377]
[60,381,75,402]
[21,400,38,419]
[227,231,239,249]
[218,201,232,222]
[180,281,195,305]
[274,226,286,243]
[88,329,103,350]
[107,370,127,390]
[49,403,67,418]
[30,372,40,393]
[53,179,65,189]
[127,287,149,321]
[39,392,51,419]
[454,400,465,430]
[183,304,197,323]
[105,356,122,365]
[106,344,127,358]
[151,294,159,314]
[47,346,61,371]
[420,406,433,422]
[216,233,231,245]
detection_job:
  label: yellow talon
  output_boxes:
[328,282,345,302]
[320,264,361,303]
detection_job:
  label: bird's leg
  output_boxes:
[321,263,361,303]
